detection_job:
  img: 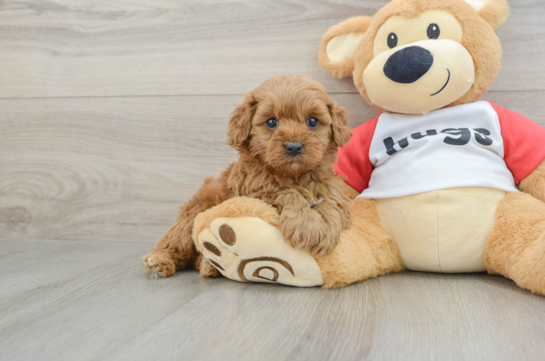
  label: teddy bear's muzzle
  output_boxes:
[383,46,434,84]
[364,39,475,115]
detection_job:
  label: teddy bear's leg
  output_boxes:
[194,196,404,288]
[194,197,324,287]
[485,192,545,295]
[315,198,405,288]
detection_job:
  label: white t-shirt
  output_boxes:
[336,101,545,199]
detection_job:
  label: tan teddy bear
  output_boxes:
[193,0,545,294]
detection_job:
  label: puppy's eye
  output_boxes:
[265,118,279,130]
[387,33,398,48]
[307,117,319,129]
[427,23,440,39]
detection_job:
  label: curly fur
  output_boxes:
[143,74,353,277]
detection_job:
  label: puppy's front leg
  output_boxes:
[276,190,344,256]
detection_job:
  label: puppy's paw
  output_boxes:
[279,213,338,256]
[309,239,339,257]
[274,189,309,212]
[281,228,338,256]
[142,252,176,277]
[279,222,304,250]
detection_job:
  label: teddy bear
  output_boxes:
[192,0,545,294]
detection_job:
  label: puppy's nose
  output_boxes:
[384,46,433,84]
[285,142,304,157]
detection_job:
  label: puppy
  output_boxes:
[142,74,353,278]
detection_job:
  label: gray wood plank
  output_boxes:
[1,92,543,244]
[0,95,240,243]
[0,0,544,98]
[0,239,544,361]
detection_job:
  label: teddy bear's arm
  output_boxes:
[518,159,545,203]
[486,102,545,201]
[340,180,360,200]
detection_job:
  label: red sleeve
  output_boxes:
[488,101,545,184]
[335,114,380,193]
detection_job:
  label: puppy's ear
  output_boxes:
[464,0,510,28]
[329,104,352,148]
[319,16,373,79]
[227,93,257,148]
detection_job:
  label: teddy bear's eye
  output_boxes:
[387,33,398,48]
[427,23,440,39]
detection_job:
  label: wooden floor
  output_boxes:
[1,0,545,360]
[1,239,545,361]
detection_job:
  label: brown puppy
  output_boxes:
[142,74,353,277]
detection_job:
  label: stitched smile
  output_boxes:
[431,69,451,97]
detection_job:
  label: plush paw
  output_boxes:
[199,259,221,278]
[142,253,176,277]
[197,217,323,287]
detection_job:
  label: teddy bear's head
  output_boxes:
[319,0,510,114]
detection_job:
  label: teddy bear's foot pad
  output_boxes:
[198,217,323,287]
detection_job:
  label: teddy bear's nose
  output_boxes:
[384,46,434,84]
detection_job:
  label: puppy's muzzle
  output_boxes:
[285,142,304,157]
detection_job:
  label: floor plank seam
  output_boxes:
[0,89,542,101]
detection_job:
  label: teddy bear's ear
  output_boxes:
[464,0,510,28]
[319,16,373,79]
